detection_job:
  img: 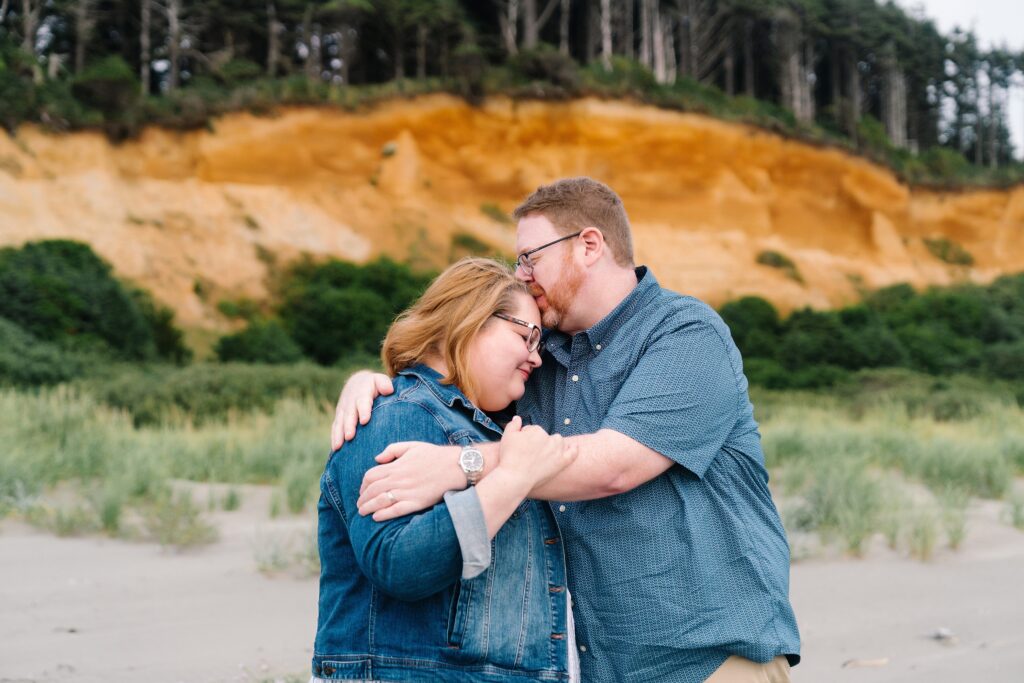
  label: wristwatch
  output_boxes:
[459,445,485,486]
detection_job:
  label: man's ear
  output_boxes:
[580,227,605,266]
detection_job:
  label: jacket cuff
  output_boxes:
[443,488,491,579]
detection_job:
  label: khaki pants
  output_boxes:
[706,655,791,683]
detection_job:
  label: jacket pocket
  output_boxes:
[446,581,468,648]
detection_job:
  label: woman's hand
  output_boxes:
[495,417,577,491]
[331,371,394,451]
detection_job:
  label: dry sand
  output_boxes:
[2,489,1023,683]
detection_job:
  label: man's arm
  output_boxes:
[357,428,671,519]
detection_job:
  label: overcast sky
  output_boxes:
[897,0,1024,160]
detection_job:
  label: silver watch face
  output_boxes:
[460,447,484,473]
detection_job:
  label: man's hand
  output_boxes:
[357,442,464,521]
[331,371,394,451]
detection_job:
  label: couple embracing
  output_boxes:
[310,178,800,683]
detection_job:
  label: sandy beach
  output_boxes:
[3,488,1023,683]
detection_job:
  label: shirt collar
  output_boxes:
[544,266,660,359]
[396,363,504,434]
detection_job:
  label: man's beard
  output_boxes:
[531,251,584,330]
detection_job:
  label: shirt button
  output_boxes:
[595,344,602,351]
[572,374,579,382]
[579,645,587,653]
[564,418,571,425]
[558,504,566,512]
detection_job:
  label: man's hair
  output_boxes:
[381,258,528,401]
[513,177,634,267]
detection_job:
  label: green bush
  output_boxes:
[755,250,803,283]
[581,56,658,94]
[218,59,263,85]
[81,362,352,426]
[923,237,974,266]
[0,317,89,386]
[719,297,781,359]
[279,257,432,365]
[0,240,163,360]
[215,320,304,364]
[508,45,580,91]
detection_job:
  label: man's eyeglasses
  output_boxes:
[515,231,583,275]
[493,312,543,353]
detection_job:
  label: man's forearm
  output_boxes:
[525,430,673,501]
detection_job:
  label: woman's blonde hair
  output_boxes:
[382,257,529,401]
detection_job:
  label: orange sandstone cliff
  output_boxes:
[1,95,1022,330]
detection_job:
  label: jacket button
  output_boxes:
[544,537,559,545]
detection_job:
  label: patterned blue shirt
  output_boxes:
[517,267,801,683]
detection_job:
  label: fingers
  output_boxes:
[373,501,418,522]
[357,489,397,517]
[375,442,413,464]
[502,415,523,440]
[374,374,395,396]
[331,417,343,452]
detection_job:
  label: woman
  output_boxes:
[312,258,578,682]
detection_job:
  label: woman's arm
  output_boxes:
[328,402,574,600]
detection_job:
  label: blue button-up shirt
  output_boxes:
[517,267,800,682]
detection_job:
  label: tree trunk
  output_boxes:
[664,13,677,83]
[167,0,181,91]
[417,23,427,78]
[829,44,841,114]
[559,0,569,56]
[724,31,735,95]
[498,0,519,56]
[988,84,999,168]
[20,0,39,52]
[846,47,861,139]
[394,29,404,80]
[652,1,666,83]
[686,0,699,80]
[140,0,151,93]
[0,0,10,27]
[266,0,280,77]
[600,0,612,71]
[73,0,96,75]
[301,4,317,82]
[523,0,557,50]
[881,44,907,149]
[743,17,754,97]
[639,0,651,69]
[623,0,634,60]
[800,39,815,123]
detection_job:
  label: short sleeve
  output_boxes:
[600,320,741,479]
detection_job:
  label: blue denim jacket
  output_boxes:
[313,364,570,682]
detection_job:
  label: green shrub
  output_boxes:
[924,237,974,266]
[279,257,432,365]
[215,320,304,364]
[508,45,580,91]
[755,250,803,283]
[0,240,161,360]
[581,56,658,94]
[718,296,781,359]
[0,317,89,386]
[81,362,349,426]
[218,59,263,85]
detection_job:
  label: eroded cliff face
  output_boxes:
[1,94,1022,330]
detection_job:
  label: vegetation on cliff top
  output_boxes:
[1,1,1023,188]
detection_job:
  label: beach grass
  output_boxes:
[3,379,1022,556]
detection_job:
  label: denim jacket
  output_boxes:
[313,364,570,682]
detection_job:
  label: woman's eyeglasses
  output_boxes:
[493,312,543,353]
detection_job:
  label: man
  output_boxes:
[333,177,799,682]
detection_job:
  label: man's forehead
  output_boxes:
[515,214,558,252]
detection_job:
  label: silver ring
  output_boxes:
[385,490,397,504]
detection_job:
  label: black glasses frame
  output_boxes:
[515,231,583,274]
[493,312,544,353]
